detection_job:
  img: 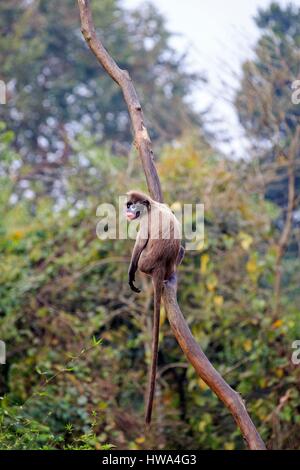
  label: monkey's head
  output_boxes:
[125,191,150,221]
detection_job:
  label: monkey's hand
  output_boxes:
[128,264,141,293]
[129,279,141,293]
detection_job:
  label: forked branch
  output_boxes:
[77,0,266,450]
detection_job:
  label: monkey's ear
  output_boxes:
[143,200,150,208]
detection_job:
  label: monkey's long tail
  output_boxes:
[145,269,164,425]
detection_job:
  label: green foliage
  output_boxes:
[0,396,113,450]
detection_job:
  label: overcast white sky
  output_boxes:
[124,0,300,157]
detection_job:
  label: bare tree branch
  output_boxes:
[77,0,266,450]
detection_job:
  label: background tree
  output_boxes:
[0,0,203,196]
[235,2,300,314]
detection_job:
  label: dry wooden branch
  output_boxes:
[78,0,266,450]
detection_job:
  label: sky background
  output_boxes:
[124,0,300,157]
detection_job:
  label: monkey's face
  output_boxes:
[125,201,145,221]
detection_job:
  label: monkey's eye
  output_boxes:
[126,202,132,209]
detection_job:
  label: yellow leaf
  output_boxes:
[198,421,207,432]
[206,274,217,291]
[11,229,24,240]
[246,258,257,274]
[243,339,252,352]
[198,378,208,391]
[135,436,145,444]
[98,401,108,410]
[214,295,224,307]
[239,232,253,251]
[275,368,284,378]
[272,319,283,329]
[224,442,235,450]
[259,378,267,388]
[200,254,210,274]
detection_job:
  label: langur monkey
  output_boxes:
[125,190,184,424]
